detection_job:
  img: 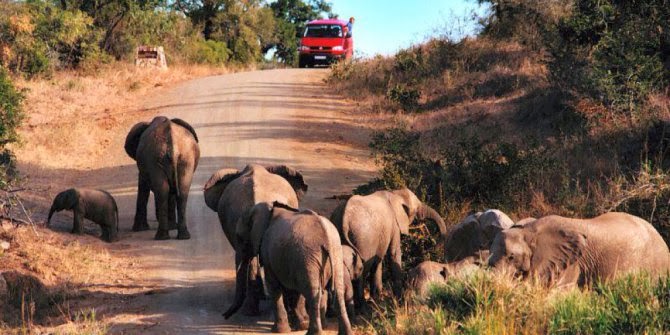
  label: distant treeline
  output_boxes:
[0,0,336,77]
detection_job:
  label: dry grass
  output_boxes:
[0,221,137,332]
[0,61,232,333]
[11,63,235,170]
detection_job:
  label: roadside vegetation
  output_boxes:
[329,0,670,333]
[0,0,340,332]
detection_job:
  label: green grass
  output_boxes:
[374,271,670,335]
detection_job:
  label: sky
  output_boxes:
[329,0,488,57]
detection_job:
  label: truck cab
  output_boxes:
[298,19,353,68]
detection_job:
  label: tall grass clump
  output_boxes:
[375,272,670,334]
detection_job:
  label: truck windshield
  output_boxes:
[304,25,342,38]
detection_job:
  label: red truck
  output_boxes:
[298,19,353,68]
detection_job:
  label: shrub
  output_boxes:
[366,126,557,212]
[0,68,24,186]
[550,0,670,113]
[187,40,231,65]
[386,84,421,112]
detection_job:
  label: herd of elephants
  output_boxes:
[43,116,670,334]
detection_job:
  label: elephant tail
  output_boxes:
[165,123,181,198]
[321,232,354,333]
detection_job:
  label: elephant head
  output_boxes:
[203,165,308,212]
[124,117,199,160]
[265,165,308,201]
[47,188,79,226]
[444,209,514,263]
[488,224,587,285]
[389,188,447,243]
[203,168,242,211]
[342,245,363,281]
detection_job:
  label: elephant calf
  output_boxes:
[340,245,363,318]
[406,260,478,297]
[225,201,353,335]
[444,209,514,263]
[47,188,119,242]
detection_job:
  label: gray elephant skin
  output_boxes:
[488,212,670,287]
[204,164,308,316]
[124,116,200,240]
[330,188,447,306]
[47,188,118,242]
[227,201,353,335]
[406,260,478,297]
[444,209,514,263]
[341,245,363,318]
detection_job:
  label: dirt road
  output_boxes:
[87,69,376,334]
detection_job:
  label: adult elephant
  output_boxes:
[124,116,200,240]
[488,212,670,287]
[330,188,447,306]
[224,201,353,334]
[444,209,514,263]
[203,164,308,315]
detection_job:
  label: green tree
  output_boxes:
[210,0,276,64]
[550,0,670,112]
[268,0,333,65]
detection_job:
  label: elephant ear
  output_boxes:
[444,216,481,262]
[265,165,308,200]
[203,169,240,211]
[388,194,411,235]
[124,122,150,160]
[531,228,586,284]
[171,118,199,143]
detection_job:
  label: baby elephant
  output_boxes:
[47,188,119,242]
[339,245,363,318]
[406,260,478,297]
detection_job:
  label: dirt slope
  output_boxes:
[35,68,375,334]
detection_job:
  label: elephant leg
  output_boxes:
[176,191,190,240]
[353,274,369,312]
[71,211,84,234]
[100,226,110,242]
[153,182,170,240]
[242,257,261,316]
[306,288,324,335]
[369,260,383,301]
[319,289,328,327]
[387,236,404,299]
[168,193,177,230]
[266,273,290,333]
[132,174,151,231]
[285,290,308,331]
[294,294,309,330]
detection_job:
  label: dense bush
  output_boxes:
[186,40,230,65]
[0,68,24,187]
[550,0,670,113]
[364,126,556,212]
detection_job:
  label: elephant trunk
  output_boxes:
[46,206,57,227]
[418,204,448,245]
[223,256,250,319]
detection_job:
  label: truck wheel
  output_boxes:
[298,58,308,68]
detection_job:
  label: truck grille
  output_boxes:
[309,46,332,51]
